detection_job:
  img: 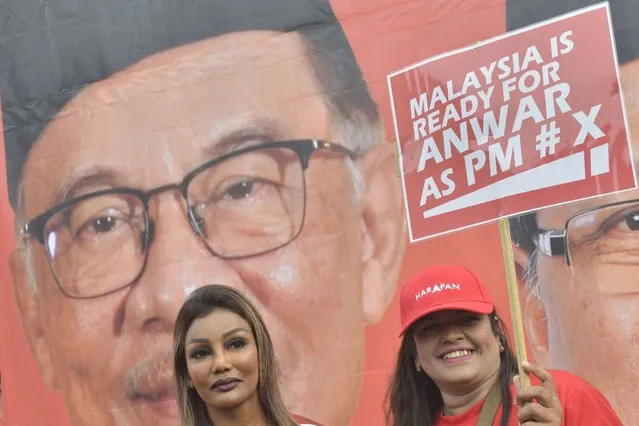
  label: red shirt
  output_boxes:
[436,370,621,426]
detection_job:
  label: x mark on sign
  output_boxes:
[572,104,606,146]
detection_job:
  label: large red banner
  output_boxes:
[1,1,638,426]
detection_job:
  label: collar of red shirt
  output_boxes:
[290,412,323,426]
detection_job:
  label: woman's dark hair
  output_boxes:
[384,310,518,426]
[173,284,297,426]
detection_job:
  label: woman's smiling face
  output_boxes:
[412,310,501,392]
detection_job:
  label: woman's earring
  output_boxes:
[415,362,422,372]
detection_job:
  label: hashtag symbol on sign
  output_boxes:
[535,121,561,159]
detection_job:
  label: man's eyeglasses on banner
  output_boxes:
[21,139,358,299]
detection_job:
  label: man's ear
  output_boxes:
[512,244,550,367]
[357,141,407,324]
[10,249,59,390]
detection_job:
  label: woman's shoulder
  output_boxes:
[528,369,602,399]
[289,412,324,426]
[545,369,597,391]
[539,370,622,424]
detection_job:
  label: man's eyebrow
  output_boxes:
[48,118,287,208]
[53,168,121,206]
[202,117,287,159]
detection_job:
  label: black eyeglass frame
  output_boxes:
[532,198,639,267]
[20,139,358,299]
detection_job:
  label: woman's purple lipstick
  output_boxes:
[211,378,241,392]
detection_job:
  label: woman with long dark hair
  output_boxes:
[385,265,621,426]
[173,284,320,426]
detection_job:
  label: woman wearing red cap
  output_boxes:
[385,265,621,426]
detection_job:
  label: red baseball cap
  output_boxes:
[399,265,495,336]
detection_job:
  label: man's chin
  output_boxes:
[68,396,178,426]
[134,395,179,419]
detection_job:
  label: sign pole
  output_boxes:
[498,218,531,389]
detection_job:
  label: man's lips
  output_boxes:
[123,352,177,416]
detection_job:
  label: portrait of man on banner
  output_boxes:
[508,0,639,425]
[0,1,407,425]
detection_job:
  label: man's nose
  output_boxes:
[123,193,244,333]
